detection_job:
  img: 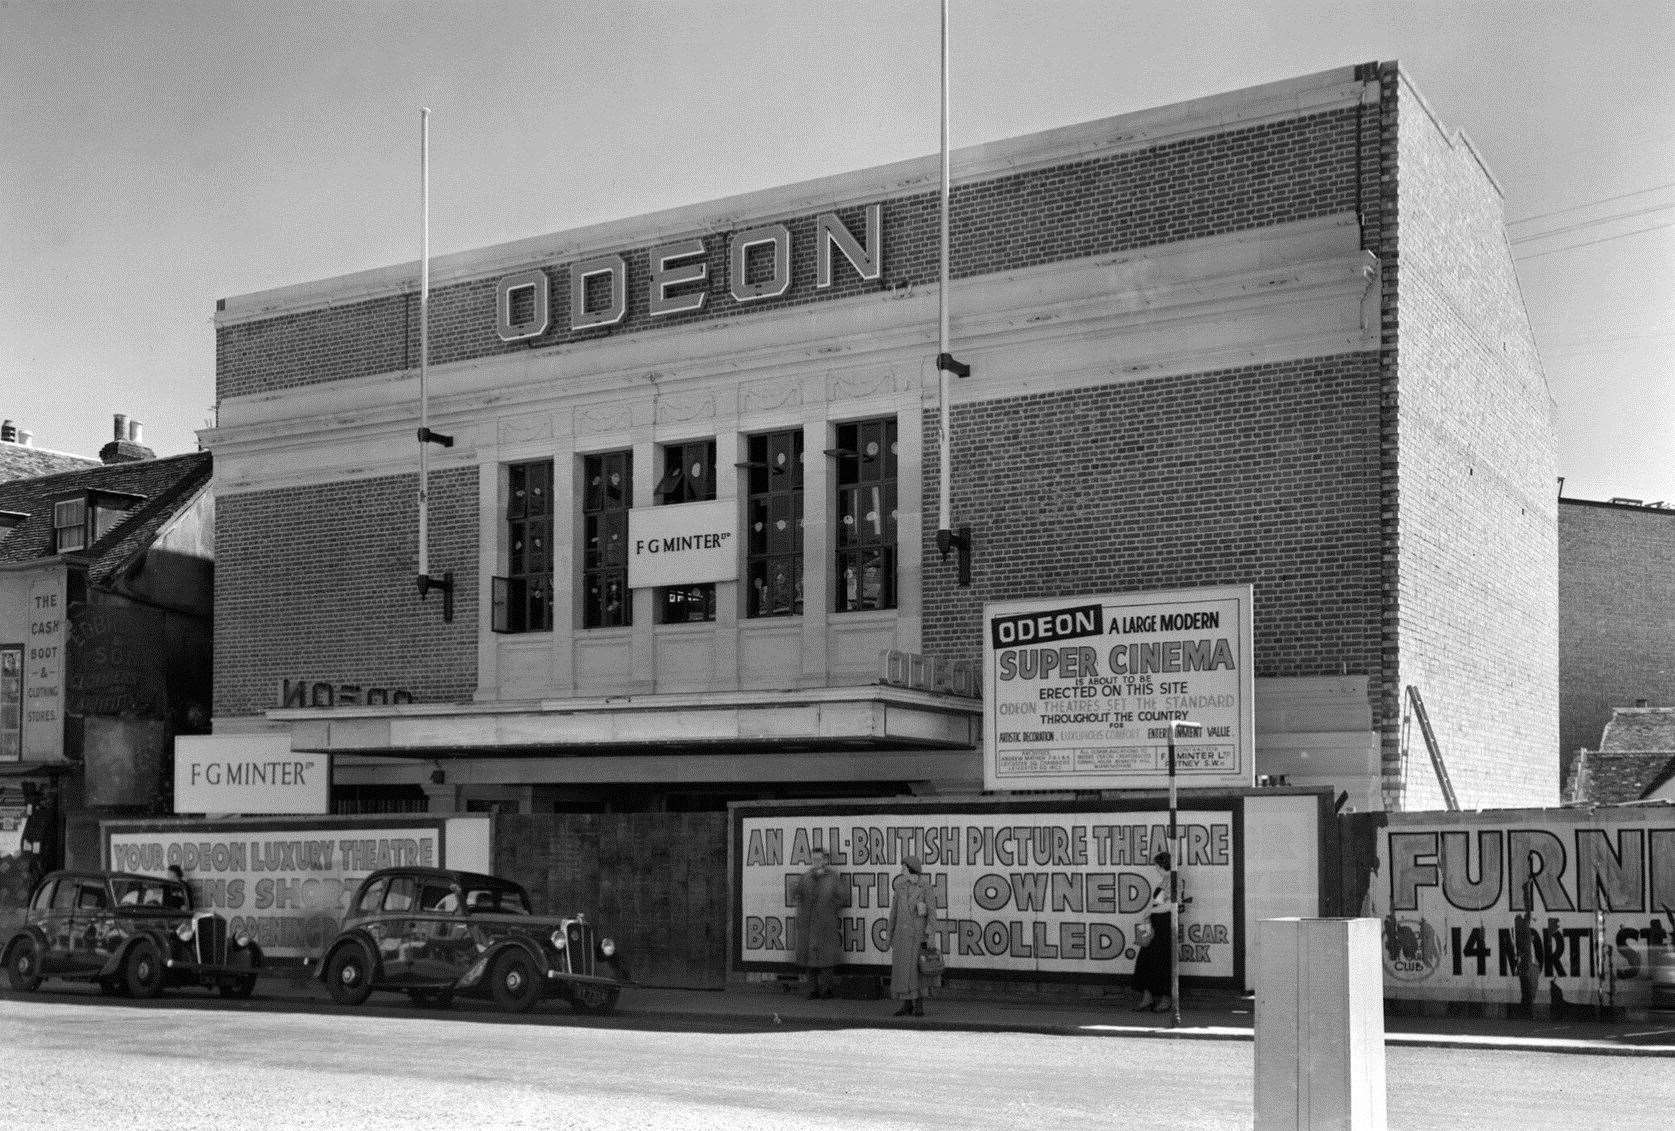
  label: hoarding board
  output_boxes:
[983,585,1255,791]
[1367,808,1675,1007]
[103,816,489,959]
[734,803,1240,982]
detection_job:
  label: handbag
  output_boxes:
[917,945,945,977]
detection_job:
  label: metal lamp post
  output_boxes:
[1166,719,1200,1027]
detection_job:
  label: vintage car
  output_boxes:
[3,869,262,998]
[311,866,625,1014]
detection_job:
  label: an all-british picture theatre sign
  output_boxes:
[983,585,1255,791]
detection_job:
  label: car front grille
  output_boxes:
[195,914,229,966]
[564,921,595,976]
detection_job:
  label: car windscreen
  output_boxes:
[111,877,188,908]
[463,887,531,914]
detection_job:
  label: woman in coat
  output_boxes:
[793,848,847,998]
[887,853,938,1016]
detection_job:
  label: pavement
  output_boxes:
[249,969,1675,1057]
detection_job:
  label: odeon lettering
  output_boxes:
[496,203,883,342]
[278,679,414,709]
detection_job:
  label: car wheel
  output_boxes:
[219,946,260,999]
[570,982,621,1016]
[488,949,542,1013]
[6,937,43,992]
[406,988,455,1008]
[124,939,164,998]
[326,943,375,1006]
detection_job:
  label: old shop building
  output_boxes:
[204,63,1554,818]
[0,431,215,885]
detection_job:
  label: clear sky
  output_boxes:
[3,1,1671,503]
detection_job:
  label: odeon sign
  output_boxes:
[494,203,883,342]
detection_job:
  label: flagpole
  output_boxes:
[932,0,972,583]
[936,0,951,542]
[417,107,431,584]
[414,107,454,618]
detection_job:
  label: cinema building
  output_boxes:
[204,62,1555,821]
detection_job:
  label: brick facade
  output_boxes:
[217,110,1362,400]
[922,354,1383,681]
[1558,500,1675,780]
[213,467,479,718]
[1384,73,1557,807]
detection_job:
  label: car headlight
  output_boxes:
[175,921,194,942]
[549,929,567,950]
[600,937,616,957]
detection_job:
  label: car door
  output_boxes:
[373,875,419,983]
[64,878,111,975]
[31,877,70,974]
[410,880,468,983]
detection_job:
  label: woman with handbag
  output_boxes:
[887,853,939,1017]
[1131,850,1180,1012]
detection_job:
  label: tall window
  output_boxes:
[494,460,553,633]
[833,418,897,612]
[582,451,632,628]
[655,439,717,624]
[746,429,803,618]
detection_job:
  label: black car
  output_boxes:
[4,870,262,998]
[311,866,625,1014]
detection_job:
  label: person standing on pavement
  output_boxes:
[887,853,938,1017]
[793,848,847,999]
[1131,850,1183,1013]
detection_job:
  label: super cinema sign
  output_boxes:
[494,204,883,341]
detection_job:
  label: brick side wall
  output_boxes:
[921,354,1385,686]
[1558,502,1675,779]
[213,467,479,719]
[217,109,1364,400]
[1390,75,1557,808]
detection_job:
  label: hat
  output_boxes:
[902,854,923,874]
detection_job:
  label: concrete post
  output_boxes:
[1254,917,1386,1129]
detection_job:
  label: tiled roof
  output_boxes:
[0,452,212,581]
[0,440,99,483]
[1567,707,1675,803]
[1599,708,1675,752]
[1569,749,1675,805]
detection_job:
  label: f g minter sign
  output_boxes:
[174,733,329,815]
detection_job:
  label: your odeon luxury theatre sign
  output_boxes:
[494,203,883,342]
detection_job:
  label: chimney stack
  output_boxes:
[16,430,30,447]
[99,411,155,464]
[0,420,15,443]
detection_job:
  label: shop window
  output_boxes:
[656,439,717,624]
[0,645,19,762]
[582,451,632,628]
[832,418,897,612]
[744,429,803,618]
[492,460,553,633]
